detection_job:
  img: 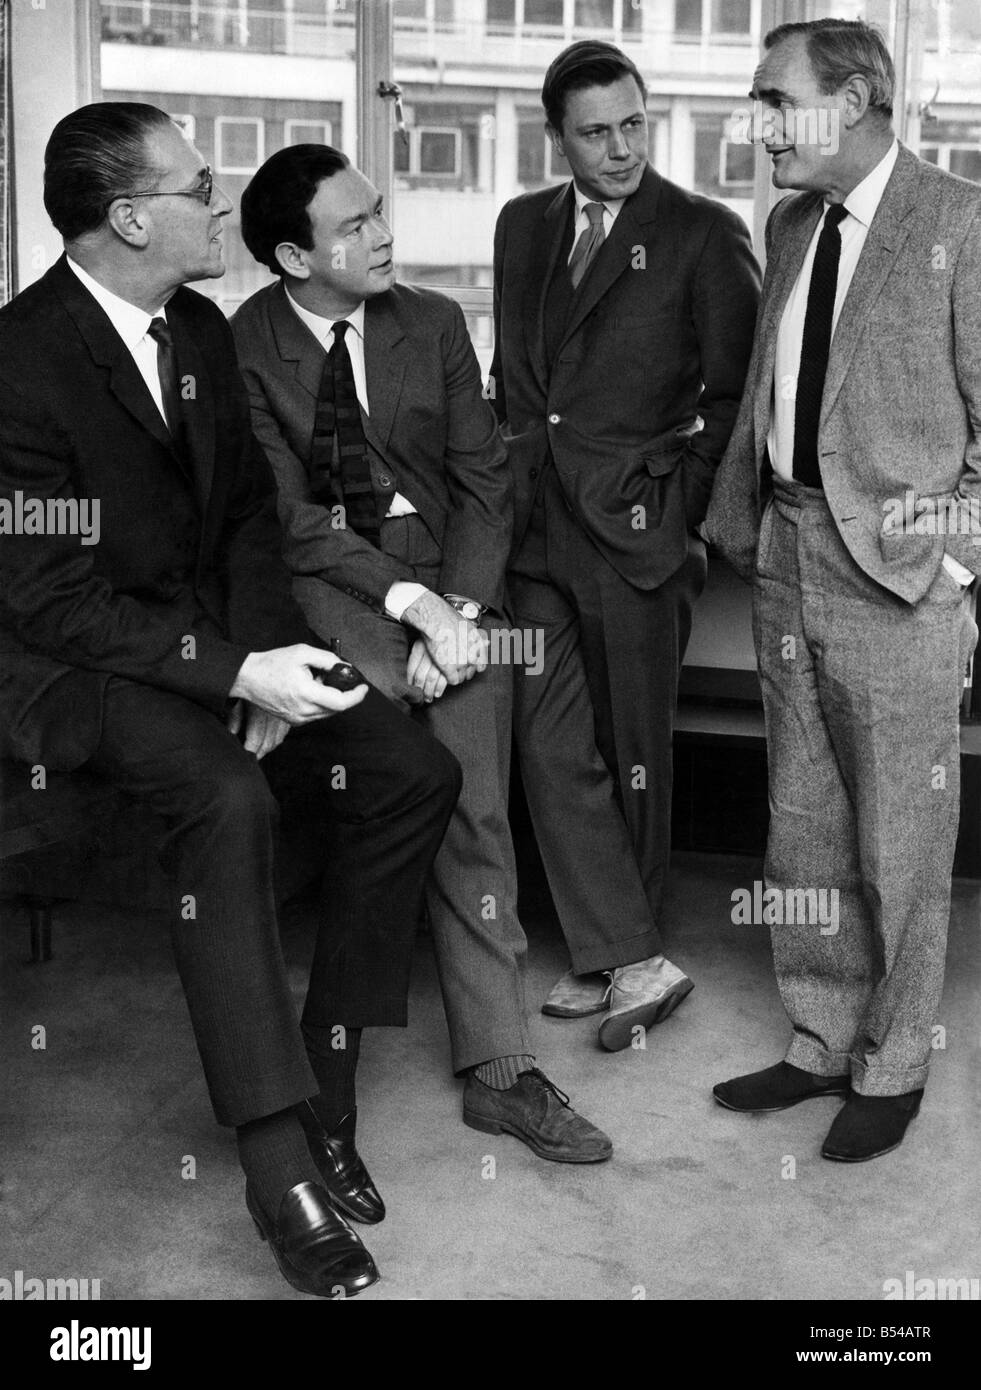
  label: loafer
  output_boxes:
[597,955,693,1052]
[713,1061,850,1113]
[306,1108,385,1225]
[542,969,613,1018]
[246,1180,379,1298]
[821,1089,924,1162]
[462,1067,612,1163]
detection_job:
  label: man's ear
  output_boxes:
[841,73,873,129]
[105,197,151,249]
[274,242,310,280]
[545,121,565,160]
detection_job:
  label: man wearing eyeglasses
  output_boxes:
[0,102,462,1298]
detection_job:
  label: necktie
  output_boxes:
[147,316,183,441]
[792,202,848,488]
[569,202,606,290]
[309,320,381,546]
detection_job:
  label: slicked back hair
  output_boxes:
[541,39,648,133]
[241,144,351,277]
[765,17,895,119]
[44,102,175,241]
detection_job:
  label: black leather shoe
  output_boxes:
[246,1180,379,1298]
[462,1067,613,1163]
[821,1089,924,1162]
[713,1061,851,1113]
[306,1108,385,1226]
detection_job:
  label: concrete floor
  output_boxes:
[2,850,980,1302]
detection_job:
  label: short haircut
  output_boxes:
[541,39,647,132]
[240,144,351,277]
[44,102,175,241]
[764,17,895,119]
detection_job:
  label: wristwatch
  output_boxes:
[443,593,486,622]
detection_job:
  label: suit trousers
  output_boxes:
[293,514,530,1074]
[86,677,460,1126]
[754,477,977,1094]
[509,465,706,973]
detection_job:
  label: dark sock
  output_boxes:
[236,1106,322,1221]
[473,1055,536,1090]
[301,1024,362,1133]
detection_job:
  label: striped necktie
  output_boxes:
[309,320,381,546]
[569,202,606,290]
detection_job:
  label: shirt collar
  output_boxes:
[835,138,900,229]
[285,286,366,346]
[572,183,626,221]
[66,256,164,351]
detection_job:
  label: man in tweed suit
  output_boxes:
[706,19,981,1160]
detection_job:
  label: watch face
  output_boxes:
[461,602,480,621]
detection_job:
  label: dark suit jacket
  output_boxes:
[491,164,761,588]
[0,255,309,770]
[230,281,512,614]
[706,143,981,603]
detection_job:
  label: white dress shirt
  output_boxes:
[766,142,971,585]
[285,288,425,618]
[67,257,168,424]
[567,184,626,262]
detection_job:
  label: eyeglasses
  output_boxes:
[119,166,215,206]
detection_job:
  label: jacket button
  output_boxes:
[529,468,539,479]
[379,474,392,487]
[548,412,561,425]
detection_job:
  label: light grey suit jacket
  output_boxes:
[706,142,981,604]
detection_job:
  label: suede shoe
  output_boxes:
[597,955,693,1051]
[542,969,613,1018]
[821,1089,924,1162]
[462,1067,612,1163]
[713,1061,851,1113]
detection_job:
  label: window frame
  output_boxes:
[284,117,334,147]
[214,115,265,176]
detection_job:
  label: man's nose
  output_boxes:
[211,183,234,216]
[608,129,630,159]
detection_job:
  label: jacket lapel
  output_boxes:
[560,164,662,348]
[530,184,574,396]
[268,280,325,402]
[820,143,919,424]
[51,256,175,456]
[363,293,407,452]
[751,193,825,461]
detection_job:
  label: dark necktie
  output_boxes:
[569,202,606,290]
[309,320,380,546]
[792,203,848,487]
[147,315,183,442]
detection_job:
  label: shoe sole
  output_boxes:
[597,978,694,1052]
[462,1109,612,1164]
[713,1085,850,1114]
[541,999,611,1018]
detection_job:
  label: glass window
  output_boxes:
[576,1,613,28]
[418,129,461,177]
[674,1,702,39]
[284,118,333,146]
[712,0,751,36]
[525,1,564,29]
[215,117,263,174]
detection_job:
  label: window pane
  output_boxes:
[285,120,333,147]
[711,0,750,35]
[217,119,262,173]
[525,1,563,27]
[419,129,460,176]
[576,1,613,27]
[675,0,702,37]
[949,148,981,184]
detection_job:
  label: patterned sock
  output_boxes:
[473,1054,537,1090]
[301,1023,362,1133]
[236,1107,322,1220]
